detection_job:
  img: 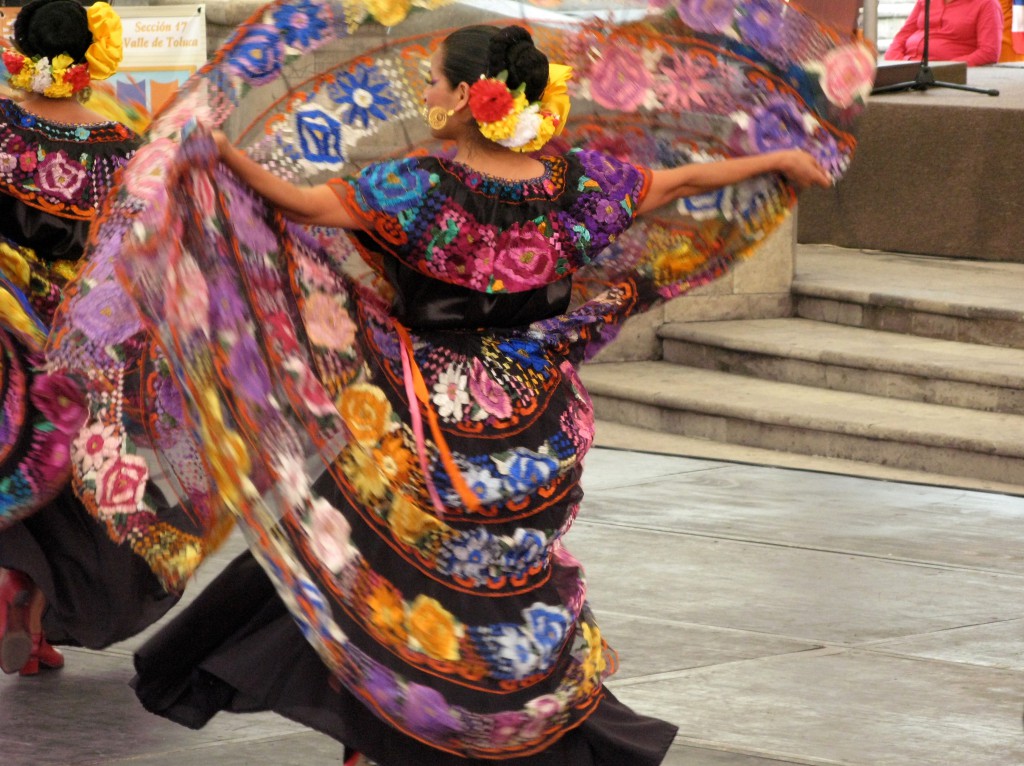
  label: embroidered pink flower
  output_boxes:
[469,358,512,420]
[560,396,595,453]
[193,172,216,212]
[285,359,337,417]
[0,153,16,174]
[36,151,87,203]
[520,694,566,740]
[18,152,37,173]
[30,373,87,435]
[588,45,652,112]
[674,0,736,33]
[819,43,876,108]
[29,428,72,487]
[310,498,355,574]
[167,256,210,335]
[493,224,557,290]
[74,422,120,473]
[303,291,356,351]
[489,710,531,747]
[125,138,175,202]
[95,454,149,517]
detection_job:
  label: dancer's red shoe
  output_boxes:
[19,632,65,676]
[0,569,32,675]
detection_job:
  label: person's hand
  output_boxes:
[775,149,831,189]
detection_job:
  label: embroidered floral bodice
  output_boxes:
[330,150,650,328]
[0,98,140,260]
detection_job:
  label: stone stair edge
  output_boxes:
[580,362,1024,458]
[789,281,1024,322]
[656,318,1024,389]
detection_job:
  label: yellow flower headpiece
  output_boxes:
[85,2,123,81]
[467,63,573,153]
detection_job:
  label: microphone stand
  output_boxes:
[872,0,999,96]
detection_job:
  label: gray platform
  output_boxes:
[2,446,1024,765]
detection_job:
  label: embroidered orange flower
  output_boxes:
[338,384,391,445]
[367,580,408,642]
[407,594,462,661]
[374,431,415,487]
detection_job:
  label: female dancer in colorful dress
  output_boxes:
[0,0,177,676]
[91,5,872,762]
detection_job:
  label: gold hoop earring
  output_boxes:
[427,106,454,130]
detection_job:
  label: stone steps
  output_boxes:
[584,249,1024,486]
[793,250,1024,349]
[661,318,1024,414]
[581,362,1024,486]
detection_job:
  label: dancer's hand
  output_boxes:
[775,149,831,189]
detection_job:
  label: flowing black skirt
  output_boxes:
[0,487,177,648]
[132,549,677,766]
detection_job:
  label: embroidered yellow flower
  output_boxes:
[478,92,528,143]
[338,383,391,445]
[0,241,31,289]
[579,622,607,692]
[367,580,408,642]
[85,2,123,81]
[340,443,389,503]
[365,0,411,27]
[198,389,252,510]
[407,594,462,661]
[387,492,444,545]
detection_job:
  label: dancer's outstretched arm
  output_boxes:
[638,148,829,216]
[213,131,361,229]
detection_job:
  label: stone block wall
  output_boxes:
[594,215,795,363]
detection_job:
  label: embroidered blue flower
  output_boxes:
[524,603,571,656]
[329,64,396,129]
[228,25,285,86]
[683,188,726,217]
[471,624,542,679]
[273,0,332,52]
[358,160,436,213]
[497,448,559,497]
[503,529,547,576]
[496,337,548,372]
[439,527,501,583]
[462,462,505,504]
[0,470,33,514]
[295,105,344,165]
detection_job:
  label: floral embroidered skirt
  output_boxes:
[0,233,178,647]
[133,546,677,766]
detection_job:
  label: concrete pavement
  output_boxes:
[2,444,1024,765]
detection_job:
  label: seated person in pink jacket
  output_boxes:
[885,0,1003,66]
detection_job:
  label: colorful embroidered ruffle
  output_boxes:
[0,98,142,530]
[47,0,873,758]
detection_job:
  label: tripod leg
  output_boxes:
[926,81,1000,96]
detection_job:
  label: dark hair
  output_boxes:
[14,0,92,64]
[442,25,549,103]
